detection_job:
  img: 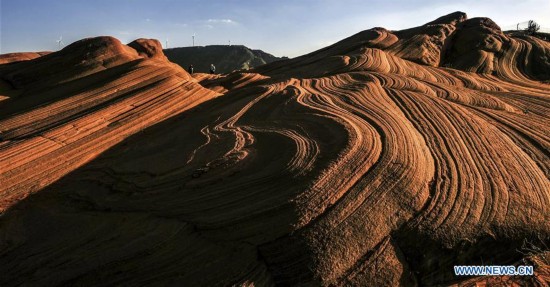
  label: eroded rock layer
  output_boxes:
[0,13,549,286]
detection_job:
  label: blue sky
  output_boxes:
[1,0,549,57]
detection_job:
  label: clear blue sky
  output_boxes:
[1,0,549,57]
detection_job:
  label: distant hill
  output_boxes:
[164,45,285,74]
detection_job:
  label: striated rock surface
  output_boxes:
[0,12,549,286]
[0,52,51,65]
[0,36,218,212]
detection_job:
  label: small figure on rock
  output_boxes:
[210,64,216,74]
[188,64,194,74]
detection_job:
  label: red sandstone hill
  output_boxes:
[0,12,549,286]
[0,51,51,65]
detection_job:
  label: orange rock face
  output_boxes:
[0,13,549,286]
[128,38,169,61]
[0,52,51,64]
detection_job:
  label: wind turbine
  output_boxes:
[56,36,64,50]
[165,38,169,49]
[192,33,195,47]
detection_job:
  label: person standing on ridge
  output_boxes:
[188,64,194,74]
[210,64,216,74]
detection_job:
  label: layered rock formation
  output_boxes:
[0,36,218,212]
[0,12,549,286]
[0,52,51,65]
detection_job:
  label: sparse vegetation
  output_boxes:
[526,20,540,35]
